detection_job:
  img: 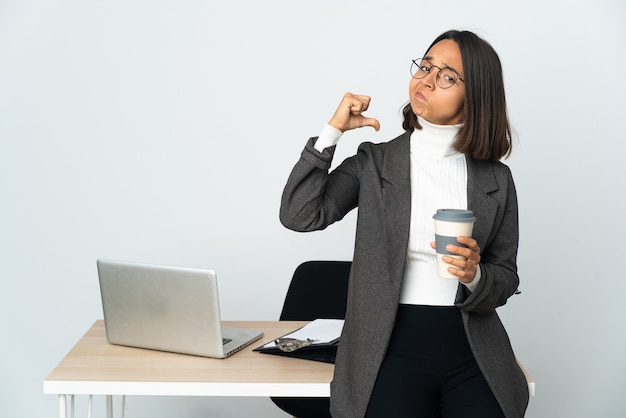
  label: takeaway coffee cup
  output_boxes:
[433,209,476,278]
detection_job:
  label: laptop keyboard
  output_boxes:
[222,338,232,345]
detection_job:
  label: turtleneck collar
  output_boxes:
[410,117,463,157]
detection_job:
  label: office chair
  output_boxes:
[271,261,352,418]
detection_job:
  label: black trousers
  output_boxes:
[365,304,504,418]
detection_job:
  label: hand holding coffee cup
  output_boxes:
[433,209,480,280]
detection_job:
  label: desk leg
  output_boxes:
[58,395,66,418]
[57,395,75,418]
[106,395,113,418]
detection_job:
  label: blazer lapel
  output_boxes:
[466,157,498,250]
[381,131,412,284]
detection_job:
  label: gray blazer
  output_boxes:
[280,131,529,417]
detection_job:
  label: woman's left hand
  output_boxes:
[430,236,481,283]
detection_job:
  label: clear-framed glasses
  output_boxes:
[410,58,464,89]
[274,337,317,352]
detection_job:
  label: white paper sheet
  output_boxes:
[261,318,344,348]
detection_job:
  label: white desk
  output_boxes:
[44,320,333,417]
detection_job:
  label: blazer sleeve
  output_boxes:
[456,163,520,313]
[279,137,360,232]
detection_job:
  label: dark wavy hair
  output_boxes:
[402,30,512,160]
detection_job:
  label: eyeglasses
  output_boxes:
[274,337,317,352]
[410,58,464,89]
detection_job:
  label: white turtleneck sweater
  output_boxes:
[314,119,480,306]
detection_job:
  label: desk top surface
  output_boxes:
[44,320,334,397]
[44,320,534,397]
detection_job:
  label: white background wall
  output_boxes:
[1,0,625,417]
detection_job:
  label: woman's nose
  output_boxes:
[421,71,437,89]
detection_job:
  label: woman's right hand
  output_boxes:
[329,92,381,133]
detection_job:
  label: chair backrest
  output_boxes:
[279,261,352,321]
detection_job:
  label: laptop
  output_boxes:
[97,259,263,358]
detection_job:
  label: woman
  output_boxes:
[280,30,529,418]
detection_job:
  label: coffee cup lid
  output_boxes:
[433,209,476,222]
